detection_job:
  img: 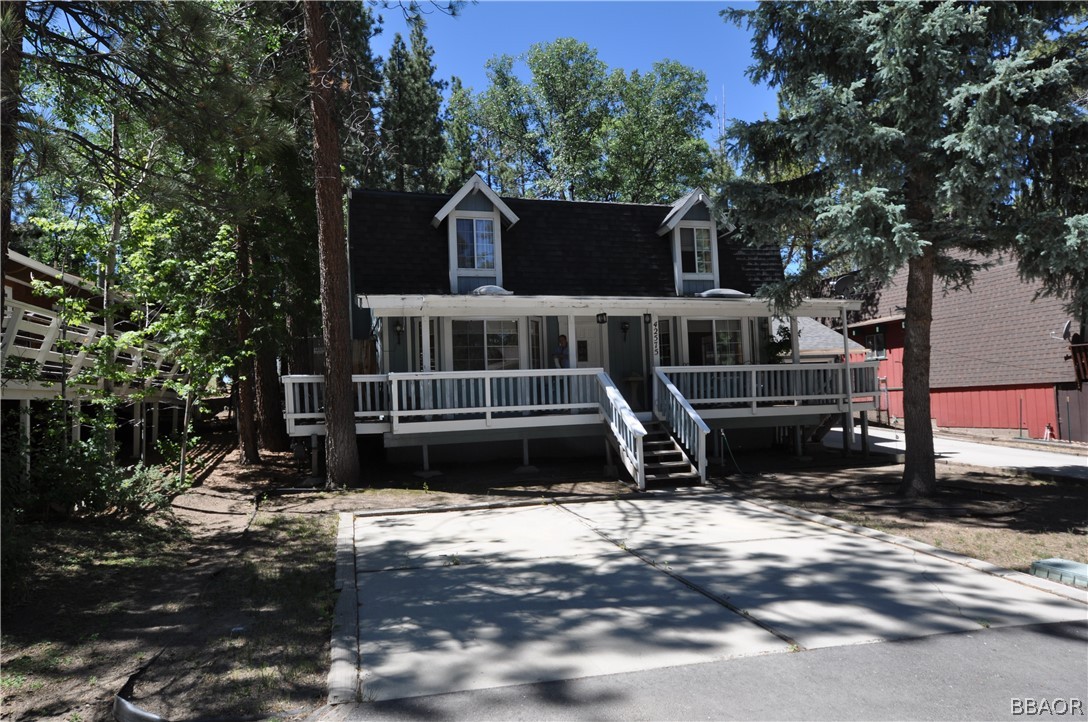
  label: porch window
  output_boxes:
[688,319,743,365]
[452,320,519,371]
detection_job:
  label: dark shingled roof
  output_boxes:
[348,189,782,297]
[859,253,1074,388]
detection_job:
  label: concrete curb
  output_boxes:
[735,494,1088,605]
[327,512,360,705]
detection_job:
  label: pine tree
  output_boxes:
[440,76,477,190]
[724,1,1087,497]
[379,16,445,192]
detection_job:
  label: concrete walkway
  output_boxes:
[322,492,1087,716]
[824,426,1088,482]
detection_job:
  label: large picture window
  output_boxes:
[687,319,743,365]
[452,320,519,371]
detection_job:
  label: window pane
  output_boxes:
[456,219,475,269]
[475,219,495,270]
[695,228,712,274]
[713,320,742,364]
[452,320,485,370]
[680,228,696,273]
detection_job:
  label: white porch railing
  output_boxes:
[282,374,390,436]
[388,368,601,432]
[596,371,648,490]
[652,369,710,484]
[657,361,879,417]
[281,368,649,489]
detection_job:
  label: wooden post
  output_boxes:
[860,413,870,458]
[151,401,160,448]
[133,401,143,459]
[20,399,30,476]
[841,412,850,457]
[841,306,855,446]
[71,399,82,444]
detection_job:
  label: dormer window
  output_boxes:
[432,175,519,294]
[680,225,713,275]
[657,188,721,296]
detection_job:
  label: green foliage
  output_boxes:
[475,39,715,203]
[440,76,477,191]
[724,1,1087,315]
[0,401,190,521]
[380,16,446,192]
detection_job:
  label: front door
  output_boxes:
[574,318,606,369]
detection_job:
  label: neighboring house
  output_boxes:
[282,176,879,488]
[1,250,181,459]
[849,254,1087,443]
[771,317,867,363]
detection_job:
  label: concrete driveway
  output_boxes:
[823,427,1088,481]
[329,492,1086,708]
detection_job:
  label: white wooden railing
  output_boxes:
[282,374,390,436]
[281,368,649,489]
[388,368,601,431]
[657,361,879,414]
[1,299,179,397]
[596,371,648,490]
[653,369,709,484]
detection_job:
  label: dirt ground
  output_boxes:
[2,432,1085,721]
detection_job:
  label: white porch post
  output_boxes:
[791,315,803,456]
[566,315,577,367]
[841,306,855,446]
[421,314,431,371]
[790,316,800,363]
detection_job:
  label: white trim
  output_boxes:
[673,220,719,295]
[657,187,710,236]
[432,174,519,229]
[358,294,863,319]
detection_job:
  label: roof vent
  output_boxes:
[471,285,513,296]
[696,288,750,298]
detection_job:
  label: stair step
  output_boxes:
[645,471,701,482]
[646,459,692,470]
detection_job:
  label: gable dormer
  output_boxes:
[657,188,719,296]
[432,175,519,294]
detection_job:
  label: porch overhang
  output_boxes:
[356,294,863,319]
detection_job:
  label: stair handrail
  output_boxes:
[596,371,648,490]
[653,368,710,484]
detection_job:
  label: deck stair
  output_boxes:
[641,421,701,485]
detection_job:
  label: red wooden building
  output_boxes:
[849,254,1087,443]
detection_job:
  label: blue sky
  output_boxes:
[372,1,778,137]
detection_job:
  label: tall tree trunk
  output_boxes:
[899,244,937,496]
[0,1,26,311]
[234,221,260,464]
[255,343,290,452]
[303,0,361,488]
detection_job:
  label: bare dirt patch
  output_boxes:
[2,435,1084,721]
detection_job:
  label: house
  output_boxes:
[1,250,181,459]
[281,176,879,488]
[848,253,1087,443]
